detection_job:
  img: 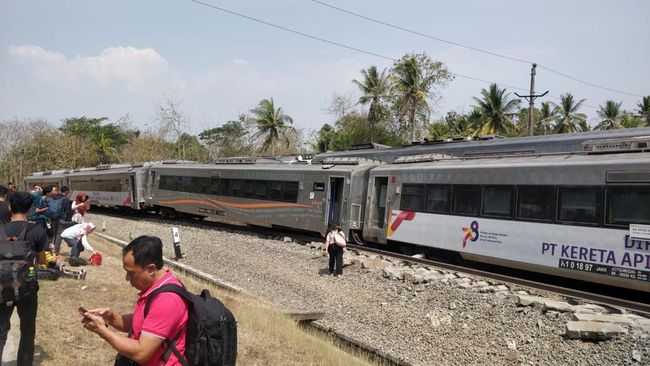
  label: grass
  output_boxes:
[34,236,374,366]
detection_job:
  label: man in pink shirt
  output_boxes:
[81,236,189,365]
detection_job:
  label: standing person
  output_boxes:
[60,223,96,259]
[44,185,65,247]
[72,192,90,223]
[5,183,15,193]
[53,186,74,254]
[0,192,48,365]
[323,225,346,277]
[0,186,11,225]
[28,187,48,232]
[80,236,189,366]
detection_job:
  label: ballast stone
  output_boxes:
[565,321,627,340]
[571,313,636,326]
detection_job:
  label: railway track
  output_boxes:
[92,208,650,316]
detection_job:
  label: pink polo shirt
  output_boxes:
[132,270,188,366]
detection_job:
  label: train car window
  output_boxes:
[283,181,299,202]
[219,179,231,196]
[482,186,513,218]
[400,184,425,212]
[516,186,554,221]
[160,175,178,191]
[191,177,209,194]
[606,186,650,226]
[255,181,269,200]
[231,179,243,197]
[74,179,126,192]
[269,181,283,201]
[243,180,256,198]
[452,185,481,216]
[425,185,450,213]
[207,178,220,195]
[557,186,601,224]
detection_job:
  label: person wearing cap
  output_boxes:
[60,222,96,258]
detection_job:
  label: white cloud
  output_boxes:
[8,45,169,93]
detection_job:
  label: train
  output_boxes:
[24,131,650,292]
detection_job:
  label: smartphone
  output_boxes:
[78,306,88,314]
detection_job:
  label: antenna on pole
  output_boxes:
[515,64,549,136]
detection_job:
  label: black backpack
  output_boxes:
[145,285,237,366]
[0,223,37,303]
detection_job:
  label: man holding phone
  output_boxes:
[79,236,188,365]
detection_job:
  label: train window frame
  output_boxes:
[269,181,283,201]
[481,185,514,218]
[452,185,482,216]
[400,184,425,212]
[556,186,603,226]
[425,184,451,214]
[605,185,650,227]
[282,181,299,203]
[515,185,555,223]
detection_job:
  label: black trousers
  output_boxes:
[54,220,74,254]
[0,293,38,366]
[328,245,344,275]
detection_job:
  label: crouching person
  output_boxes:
[60,222,96,259]
[80,236,188,365]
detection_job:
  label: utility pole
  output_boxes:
[515,64,548,136]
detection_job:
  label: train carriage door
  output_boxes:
[371,177,389,229]
[327,177,344,227]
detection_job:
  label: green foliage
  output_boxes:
[199,119,254,158]
[553,93,589,134]
[472,83,520,136]
[60,116,139,164]
[176,133,208,161]
[250,98,296,156]
[620,114,646,128]
[595,100,623,130]
[636,96,650,126]
[352,66,391,142]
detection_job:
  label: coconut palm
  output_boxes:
[537,102,557,135]
[637,96,650,126]
[472,83,520,135]
[250,98,295,156]
[352,66,390,142]
[553,93,588,134]
[594,100,623,130]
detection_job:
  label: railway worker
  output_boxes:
[323,225,346,277]
[79,235,189,366]
[60,222,96,260]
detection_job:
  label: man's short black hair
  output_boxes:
[60,186,70,193]
[7,192,34,214]
[43,185,54,195]
[123,235,164,269]
[0,186,7,197]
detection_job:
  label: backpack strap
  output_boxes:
[144,284,192,366]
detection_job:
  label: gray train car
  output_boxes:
[24,170,68,189]
[365,138,650,291]
[148,159,379,238]
[314,127,650,163]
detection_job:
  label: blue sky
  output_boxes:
[1,0,648,135]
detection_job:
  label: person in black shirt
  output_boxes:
[0,192,47,365]
[53,186,74,254]
[0,186,10,225]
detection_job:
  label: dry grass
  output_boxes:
[34,236,374,365]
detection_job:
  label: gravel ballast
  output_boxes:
[88,213,650,366]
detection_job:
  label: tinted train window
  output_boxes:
[426,185,450,213]
[283,181,299,202]
[606,186,650,225]
[557,186,601,224]
[453,185,481,216]
[159,176,179,191]
[255,181,268,199]
[231,180,243,197]
[219,179,231,196]
[243,180,256,198]
[269,181,283,201]
[482,186,513,217]
[517,186,554,221]
[400,184,425,212]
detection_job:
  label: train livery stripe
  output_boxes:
[159,198,312,209]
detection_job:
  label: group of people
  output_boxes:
[0,183,193,365]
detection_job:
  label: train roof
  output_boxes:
[313,127,650,163]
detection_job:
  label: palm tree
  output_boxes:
[538,102,557,135]
[94,132,117,164]
[472,83,520,135]
[637,96,650,126]
[553,93,588,134]
[250,98,295,156]
[392,56,427,142]
[352,66,390,142]
[594,100,623,130]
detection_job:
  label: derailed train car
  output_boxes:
[366,137,650,292]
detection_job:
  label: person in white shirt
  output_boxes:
[61,222,96,258]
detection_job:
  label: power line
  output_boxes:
[187,0,598,110]
[311,0,644,99]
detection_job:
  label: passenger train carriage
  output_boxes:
[23,132,650,292]
[365,138,650,292]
